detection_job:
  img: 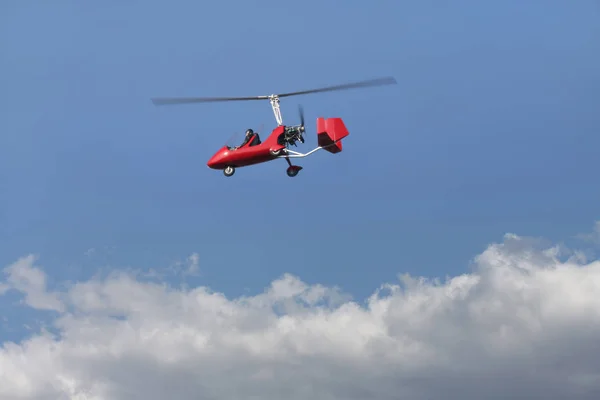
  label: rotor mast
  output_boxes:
[269,95,283,125]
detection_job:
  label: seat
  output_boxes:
[249,133,261,146]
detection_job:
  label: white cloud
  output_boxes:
[144,252,202,279]
[577,220,600,244]
[185,252,200,275]
[1,230,600,399]
[1,255,64,312]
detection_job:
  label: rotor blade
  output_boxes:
[277,76,397,98]
[151,76,396,106]
[151,95,268,105]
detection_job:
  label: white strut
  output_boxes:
[269,95,283,125]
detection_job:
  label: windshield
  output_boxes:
[224,131,242,148]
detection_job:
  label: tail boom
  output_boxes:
[316,117,349,154]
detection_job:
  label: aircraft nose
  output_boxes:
[207,154,220,169]
[207,148,228,169]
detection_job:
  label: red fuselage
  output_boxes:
[207,126,286,170]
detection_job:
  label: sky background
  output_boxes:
[1,1,600,398]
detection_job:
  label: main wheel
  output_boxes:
[223,166,235,177]
[286,167,299,177]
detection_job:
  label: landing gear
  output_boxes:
[284,157,302,177]
[223,166,235,177]
[286,166,302,177]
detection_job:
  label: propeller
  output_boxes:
[296,105,306,143]
[151,76,397,105]
[298,104,305,131]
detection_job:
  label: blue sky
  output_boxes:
[2,0,600,339]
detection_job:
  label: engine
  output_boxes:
[278,126,305,147]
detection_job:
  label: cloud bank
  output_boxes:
[1,230,600,399]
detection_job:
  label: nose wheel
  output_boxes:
[223,166,235,177]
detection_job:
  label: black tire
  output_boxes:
[286,167,299,177]
[224,166,235,177]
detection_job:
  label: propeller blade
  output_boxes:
[298,105,304,127]
[151,95,268,105]
[278,76,397,98]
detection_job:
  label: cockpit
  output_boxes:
[226,129,261,150]
[247,132,261,146]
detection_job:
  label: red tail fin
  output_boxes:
[316,117,349,154]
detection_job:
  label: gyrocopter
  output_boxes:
[151,76,397,177]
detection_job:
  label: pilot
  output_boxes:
[235,129,259,149]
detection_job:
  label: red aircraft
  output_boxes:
[151,77,396,177]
